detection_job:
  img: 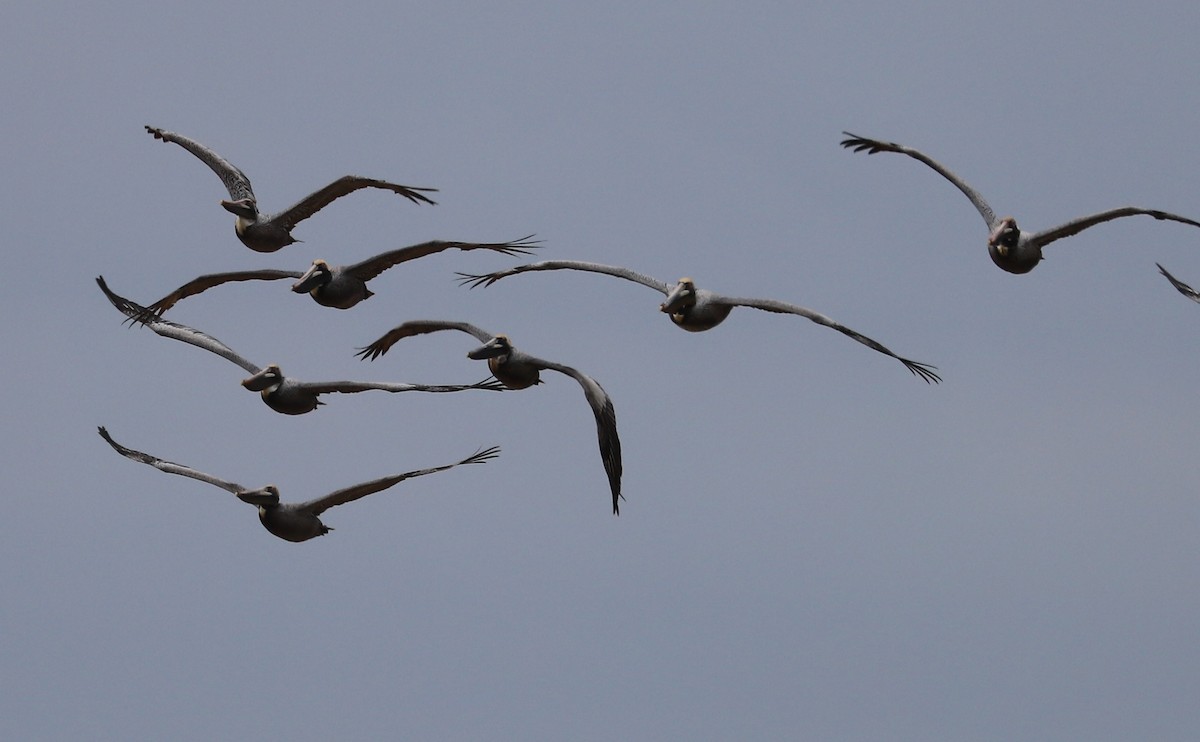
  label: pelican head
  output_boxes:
[660,278,698,314]
[986,216,1020,257]
[986,216,1042,274]
[241,364,284,392]
[220,197,259,220]
[467,334,540,388]
[292,259,333,293]
[237,485,281,506]
[467,334,513,361]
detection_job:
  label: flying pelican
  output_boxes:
[1156,263,1200,303]
[456,261,940,383]
[145,125,437,252]
[128,236,542,323]
[97,276,503,415]
[356,320,623,514]
[98,426,499,542]
[840,132,1200,274]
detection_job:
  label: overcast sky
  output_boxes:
[4,2,1199,740]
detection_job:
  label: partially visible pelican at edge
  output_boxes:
[356,320,624,514]
[1156,263,1200,303]
[130,236,542,322]
[457,261,941,383]
[99,426,499,542]
[145,125,437,252]
[841,132,1200,275]
[97,276,503,415]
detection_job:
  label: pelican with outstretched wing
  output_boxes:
[357,320,624,514]
[129,236,541,322]
[145,125,437,252]
[457,260,940,383]
[99,427,498,542]
[97,276,503,415]
[841,132,1200,274]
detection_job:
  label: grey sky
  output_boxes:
[3,2,1199,740]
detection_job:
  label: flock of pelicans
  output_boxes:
[98,126,1200,542]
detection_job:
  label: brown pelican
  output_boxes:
[356,321,623,514]
[128,236,542,322]
[841,132,1200,274]
[457,261,940,383]
[145,125,437,252]
[99,426,499,542]
[1156,263,1200,303]
[290,236,541,309]
[97,276,503,415]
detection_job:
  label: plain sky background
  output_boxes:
[3,2,1199,739]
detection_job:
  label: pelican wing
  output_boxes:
[457,259,672,295]
[532,357,624,515]
[98,426,245,494]
[145,125,254,202]
[295,377,506,395]
[345,236,543,282]
[1157,263,1200,303]
[1030,208,1200,249]
[96,276,262,376]
[712,292,941,383]
[268,175,437,231]
[841,132,999,231]
[298,446,501,515]
[355,320,496,361]
[135,269,305,322]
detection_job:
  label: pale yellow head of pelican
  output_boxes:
[292,259,333,293]
[241,364,284,392]
[467,334,513,361]
[220,197,258,219]
[660,277,698,314]
[237,485,281,506]
[987,216,1020,257]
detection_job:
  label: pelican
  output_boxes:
[456,261,940,383]
[840,132,1200,274]
[97,276,503,415]
[356,321,623,514]
[1156,263,1200,303]
[99,426,498,542]
[129,236,542,322]
[145,125,437,252]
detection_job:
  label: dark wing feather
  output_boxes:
[345,236,542,282]
[841,132,999,231]
[134,269,304,323]
[299,446,500,515]
[296,377,505,395]
[145,125,254,201]
[268,175,437,231]
[96,276,262,375]
[1157,263,1200,303]
[1030,208,1200,249]
[531,357,624,514]
[713,292,941,383]
[98,426,245,494]
[355,320,495,360]
[457,259,672,294]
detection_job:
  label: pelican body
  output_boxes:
[99,426,498,542]
[357,321,624,514]
[456,260,940,383]
[840,132,1200,274]
[145,125,437,252]
[97,276,503,414]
